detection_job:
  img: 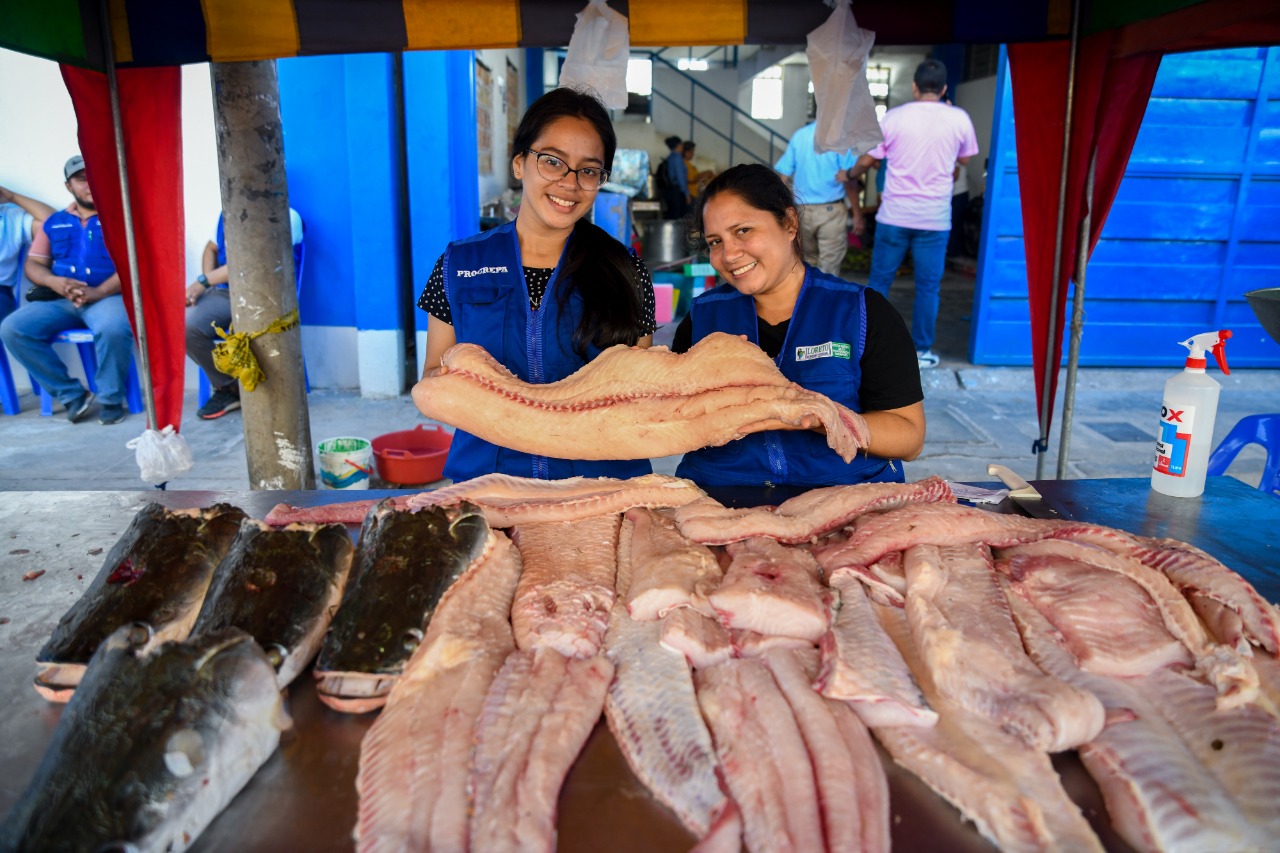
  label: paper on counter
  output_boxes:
[948,482,1009,505]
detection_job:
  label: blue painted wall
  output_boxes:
[277,51,478,341]
[971,46,1280,368]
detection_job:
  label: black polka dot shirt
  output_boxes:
[417,253,659,335]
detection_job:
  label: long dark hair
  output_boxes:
[512,87,643,358]
[694,164,803,261]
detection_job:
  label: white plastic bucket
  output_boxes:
[318,436,374,490]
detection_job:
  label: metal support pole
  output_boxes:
[1036,0,1082,479]
[1056,150,1096,479]
[98,0,156,431]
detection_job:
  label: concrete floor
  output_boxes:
[1,266,1277,494]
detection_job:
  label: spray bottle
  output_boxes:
[1151,330,1231,498]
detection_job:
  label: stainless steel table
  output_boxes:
[2,480,1274,850]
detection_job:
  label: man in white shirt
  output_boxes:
[844,60,978,369]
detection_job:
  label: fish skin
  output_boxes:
[35,502,247,700]
[1,625,288,853]
[191,519,355,688]
[314,500,488,711]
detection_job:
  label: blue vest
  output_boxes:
[675,266,903,487]
[440,221,652,483]
[45,209,114,287]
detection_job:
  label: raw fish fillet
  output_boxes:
[1008,589,1278,852]
[674,476,955,545]
[414,333,871,462]
[766,649,891,853]
[625,507,722,620]
[709,536,831,641]
[873,604,1104,853]
[604,520,736,842]
[998,544,1193,677]
[511,515,620,658]
[903,544,1104,752]
[354,527,520,853]
[468,648,614,853]
[661,608,734,669]
[816,571,936,726]
[695,658,826,852]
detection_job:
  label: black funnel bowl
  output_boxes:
[1245,288,1280,346]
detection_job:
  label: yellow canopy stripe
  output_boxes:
[404,0,521,50]
[202,0,301,62]
[631,0,746,47]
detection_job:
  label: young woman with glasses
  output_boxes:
[671,164,925,488]
[413,87,657,482]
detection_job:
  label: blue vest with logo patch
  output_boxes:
[45,209,115,287]
[675,266,903,487]
[440,221,652,483]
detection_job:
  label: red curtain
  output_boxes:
[60,64,185,432]
[1007,36,1161,450]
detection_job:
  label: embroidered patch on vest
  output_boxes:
[795,342,851,361]
[456,266,509,277]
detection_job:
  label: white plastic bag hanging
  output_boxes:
[558,0,631,109]
[127,425,195,486]
[806,0,882,155]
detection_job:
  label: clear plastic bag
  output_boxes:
[807,0,883,155]
[127,425,195,486]
[558,0,631,109]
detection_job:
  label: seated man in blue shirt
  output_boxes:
[0,156,135,425]
[185,209,303,420]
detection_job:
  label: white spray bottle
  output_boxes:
[1151,329,1231,498]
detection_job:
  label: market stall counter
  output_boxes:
[0,478,1274,850]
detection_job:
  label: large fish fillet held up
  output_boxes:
[414,333,871,462]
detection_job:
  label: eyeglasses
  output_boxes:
[525,149,609,191]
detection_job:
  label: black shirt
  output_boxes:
[671,288,923,412]
[417,253,658,335]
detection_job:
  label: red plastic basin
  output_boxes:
[371,424,453,485]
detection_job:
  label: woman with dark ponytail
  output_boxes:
[413,87,656,482]
[672,164,925,488]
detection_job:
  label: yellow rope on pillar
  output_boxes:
[211,309,299,392]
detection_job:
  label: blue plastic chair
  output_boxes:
[198,232,307,405]
[1207,414,1280,499]
[34,328,145,416]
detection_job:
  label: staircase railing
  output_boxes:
[643,51,790,168]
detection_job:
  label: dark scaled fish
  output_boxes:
[191,519,355,688]
[35,502,247,702]
[1,624,290,853]
[314,500,491,713]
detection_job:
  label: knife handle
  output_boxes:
[987,463,1042,500]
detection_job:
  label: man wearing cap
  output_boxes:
[0,155,135,424]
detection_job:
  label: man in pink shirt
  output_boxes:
[843,59,978,369]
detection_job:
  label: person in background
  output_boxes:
[661,135,690,220]
[185,208,304,420]
[671,164,924,488]
[413,87,657,482]
[843,59,978,370]
[774,119,863,277]
[683,140,713,200]
[0,184,56,321]
[1,155,134,425]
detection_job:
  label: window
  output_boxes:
[677,57,709,72]
[751,67,783,121]
[866,65,890,121]
[626,57,652,96]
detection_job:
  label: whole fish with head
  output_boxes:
[35,502,247,702]
[191,519,355,688]
[314,500,490,713]
[1,624,290,853]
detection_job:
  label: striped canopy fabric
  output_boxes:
[1,0,1084,70]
